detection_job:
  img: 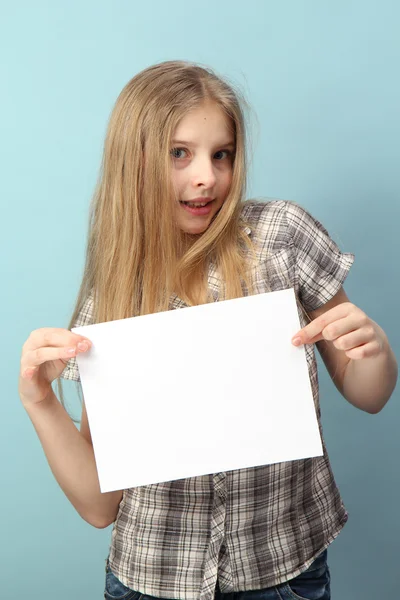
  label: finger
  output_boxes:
[321,316,360,342]
[292,303,353,346]
[345,341,382,360]
[21,342,91,376]
[24,328,92,352]
[22,367,38,381]
[332,326,375,352]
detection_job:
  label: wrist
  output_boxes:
[23,388,59,414]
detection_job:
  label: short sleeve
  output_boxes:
[59,290,95,382]
[285,202,355,311]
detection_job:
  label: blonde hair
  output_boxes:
[59,60,257,413]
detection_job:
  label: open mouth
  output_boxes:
[179,199,215,215]
[180,199,214,208]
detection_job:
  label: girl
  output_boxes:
[19,61,397,600]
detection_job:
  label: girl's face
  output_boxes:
[171,101,235,235]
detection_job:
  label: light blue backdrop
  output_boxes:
[1,1,399,598]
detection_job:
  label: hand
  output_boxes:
[291,302,386,360]
[19,328,92,407]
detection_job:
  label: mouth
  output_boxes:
[179,198,214,208]
[179,198,215,216]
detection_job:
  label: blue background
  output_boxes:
[1,1,399,598]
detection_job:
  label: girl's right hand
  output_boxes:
[19,328,92,407]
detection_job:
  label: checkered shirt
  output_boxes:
[61,199,354,600]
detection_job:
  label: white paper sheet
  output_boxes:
[73,288,323,493]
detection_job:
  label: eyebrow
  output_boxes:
[171,139,236,148]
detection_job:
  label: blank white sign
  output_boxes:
[73,288,323,493]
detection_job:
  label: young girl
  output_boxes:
[19,61,397,600]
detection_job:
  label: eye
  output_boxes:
[214,149,233,160]
[170,147,188,159]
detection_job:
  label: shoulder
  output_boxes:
[240,198,288,225]
[240,198,313,250]
[240,198,287,243]
[240,198,330,244]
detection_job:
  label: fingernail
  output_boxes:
[292,337,302,346]
[77,342,89,351]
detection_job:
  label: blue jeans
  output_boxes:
[104,550,330,600]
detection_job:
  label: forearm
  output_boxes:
[24,391,122,528]
[342,336,398,413]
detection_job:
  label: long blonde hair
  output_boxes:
[70,60,255,328]
[59,61,257,413]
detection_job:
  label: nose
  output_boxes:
[191,156,217,189]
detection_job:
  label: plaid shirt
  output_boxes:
[61,200,354,600]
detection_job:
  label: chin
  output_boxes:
[179,219,212,235]
[184,225,209,235]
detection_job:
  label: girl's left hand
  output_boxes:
[291,302,386,360]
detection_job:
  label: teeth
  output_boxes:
[184,202,207,207]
